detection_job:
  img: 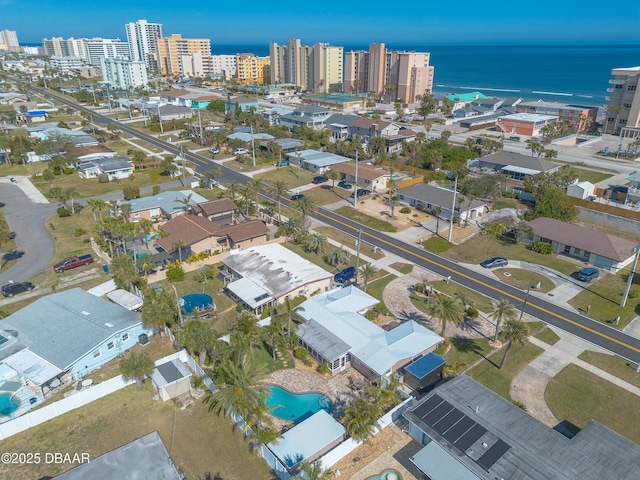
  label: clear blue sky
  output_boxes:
[5,0,640,45]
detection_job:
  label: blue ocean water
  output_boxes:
[211,43,640,106]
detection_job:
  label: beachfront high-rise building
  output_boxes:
[269,39,343,93]
[211,54,236,79]
[0,30,20,52]
[100,57,148,89]
[605,66,640,137]
[345,43,434,104]
[125,20,163,70]
[155,34,211,77]
[84,38,130,66]
[42,37,87,60]
[235,53,270,85]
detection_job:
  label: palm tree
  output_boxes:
[359,263,379,290]
[119,203,132,223]
[178,319,217,367]
[231,312,264,360]
[142,287,177,335]
[274,297,305,337]
[269,180,288,223]
[110,254,142,292]
[226,180,239,200]
[295,461,333,480]
[499,320,530,369]
[119,351,154,390]
[172,239,186,262]
[292,194,316,219]
[174,192,193,213]
[325,246,351,267]
[65,187,79,214]
[491,299,518,343]
[304,232,328,254]
[427,294,463,336]
[239,184,254,217]
[343,397,379,444]
[326,169,340,190]
[248,179,263,210]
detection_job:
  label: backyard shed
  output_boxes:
[566,181,595,200]
[150,359,192,401]
[402,353,445,392]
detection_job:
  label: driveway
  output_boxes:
[0,178,57,285]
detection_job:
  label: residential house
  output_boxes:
[398,184,488,221]
[78,156,134,180]
[0,92,28,105]
[122,190,207,223]
[53,431,182,480]
[471,151,561,181]
[625,172,640,205]
[280,105,333,131]
[263,105,296,126]
[259,138,304,153]
[528,217,636,271]
[190,198,239,225]
[221,244,333,315]
[63,145,116,163]
[226,131,274,143]
[287,149,352,174]
[0,288,148,393]
[227,95,260,113]
[142,103,194,121]
[330,161,391,192]
[325,113,360,141]
[156,215,270,259]
[404,375,640,480]
[349,117,417,153]
[446,91,488,111]
[296,286,443,381]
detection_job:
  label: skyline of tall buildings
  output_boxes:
[0,30,20,52]
[125,20,163,69]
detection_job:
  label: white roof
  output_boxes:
[226,277,273,309]
[106,289,144,311]
[267,410,345,469]
[3,349,63,386]
[500,113,557,122]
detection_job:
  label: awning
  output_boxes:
[410,440,480,480]
[4,349,63,386]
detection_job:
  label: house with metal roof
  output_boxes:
[78,156,134,180]
[53,431,183,480]
[296,286,443,380]
[221,244,333,315]
[0,288,147,392]
[120,190,207,223]
[528,217,636,271]
[280,105,333,131]
[287,149,351,173]
[471,151,561,181]
[226,131,274,143]
[259,137,304,152]
[398,184,488,222]
[404,375,640,480]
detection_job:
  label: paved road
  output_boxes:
[40,88,640,365]
[0,182,57,285]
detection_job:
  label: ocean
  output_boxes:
[24,42,640,106]
[211,43,640,106]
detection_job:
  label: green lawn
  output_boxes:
[366,273,397,304]
[314,226,385,260]
[429,279,496,313]
[389,262,414,274]
[577,351,640,388]
[334,206,397,232]
[571,167,613,185]
[302,185,352,206]
[255,168,316,189]
[533,325,561,345]
[422,237,454,253]
[444,337,493,369]
[546,364,640,444]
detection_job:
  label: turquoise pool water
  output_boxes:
[266,385,332,423]
[181,293,214,314]
[0,393,20,416]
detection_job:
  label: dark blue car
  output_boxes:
[334,266,356,283]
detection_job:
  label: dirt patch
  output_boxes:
[353,195,433,232]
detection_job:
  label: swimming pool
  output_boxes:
[0,393,20,416]
[265,385,332,423]
[180,293,215,314]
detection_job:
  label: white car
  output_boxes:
[233,148,249,155]
[209,146,220,154]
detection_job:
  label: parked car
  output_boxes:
[351,188,371,198]
[9,231,16,239]
[576,267,599,282]
[2,281,34,297]
[312,175,328,184]
[53,254,94,273]
[233,148,249,155]
[338,180,352,189]
[291,193,304,201]
[275,160,290,167]
[480,256,508,268]
[334,266,357,284]
[209,146,220,154]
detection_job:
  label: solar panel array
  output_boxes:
[413,394,510,471]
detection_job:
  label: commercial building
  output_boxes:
[125,19,163,69]
[100,57,148,89]
[605,66,640,136]
[235,53,270,85]
[515,100,597,130]
[0,30,20,52]
[84,38,130,66]
[269,39,343,93]
[344,43,434,103]
[156,34,211,77]
[496,113,558,137]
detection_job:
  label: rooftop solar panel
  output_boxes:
[413,394,444,420]
[423,401,454,426]
[454,423,487,451]
[477,439,510,471]
[443,415,475,444]
[432,409,465,435]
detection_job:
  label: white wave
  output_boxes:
[532,91,573,96]
[435,84,521,93]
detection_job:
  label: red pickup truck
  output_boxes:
[53,254,94,273]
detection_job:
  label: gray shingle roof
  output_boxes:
[399,184,486,210]
[2,288,141,369]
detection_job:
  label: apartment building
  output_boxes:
[269,39,343,93]
[50,56,85,74]
[100,57,148,89]
[345,43,434,103]
[84,38,130,66]
[42,37,87,60]
[211,54,236,77]
[235,53,270,85]
[605,66,640,136]
[125,19,163,69]
[156,34,211,77]
[0,30,20,52]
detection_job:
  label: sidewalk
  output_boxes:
[0,176,49,204]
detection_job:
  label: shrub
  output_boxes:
[152,185,161,195]
[123,186,141,200]
[399,206,411,214]
[63,167,74,175]
[98,173,109,183]
[526,241,554,255]
[56,207,71,217]
[466,306,479,318]
[165,261,185,282]
[74,227,87,237]
[293,347,308,360]
[512,400,528,411]
[482,222,506,237]
[318,362,330,375]
[502,190,518,199]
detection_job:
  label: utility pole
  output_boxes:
[519,285,534,322]
[448,176,458,242]
[125,89,132,120]
[354,149,359,207]
[355,229,362,285]
[197,108,204,146]
[250,123,256,167]
[158,105,164,133]
[621,245,640,307]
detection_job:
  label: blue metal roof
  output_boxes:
[405,353,445,379]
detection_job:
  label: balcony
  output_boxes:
[609,79,627,85]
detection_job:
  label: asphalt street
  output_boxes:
[39,88,640,365]
[0,182,57,285]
